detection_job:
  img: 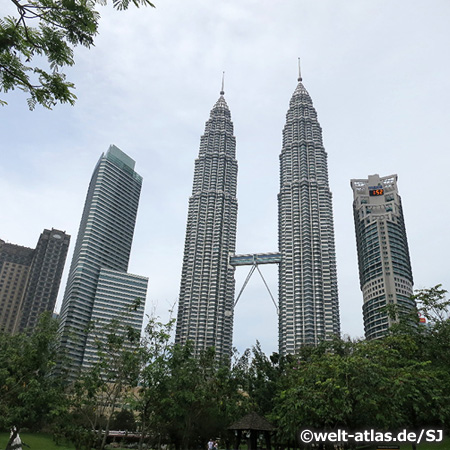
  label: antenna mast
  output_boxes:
[220,71,225,95]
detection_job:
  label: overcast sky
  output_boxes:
[2,0,450,355]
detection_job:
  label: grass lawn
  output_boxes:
[0,432,130,450]
[354,437,449,450]
[0,432,75,450]
[399,438,449,450]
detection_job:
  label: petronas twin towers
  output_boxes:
[175,71,340,358]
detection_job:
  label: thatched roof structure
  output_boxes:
[228,412,274,431]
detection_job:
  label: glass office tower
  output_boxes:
[58,145,147,375]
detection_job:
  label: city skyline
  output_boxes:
[2,1,449,355]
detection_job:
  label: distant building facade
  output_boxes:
[278,75,340,354]
[351,174,414,339]
[58,145,148,376]
[175,88,238,360]
[0,241,34,333]
[17,229,70,333]
[0,229,69,334]
[81,268,147,371]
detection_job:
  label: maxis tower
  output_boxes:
[351,174,414,339]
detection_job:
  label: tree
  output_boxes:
[272,339,376,446]
[0,312,67,431]
[65,312,146,450]
[136,338,251,450]
[152,343,222,450]
[271,329,450,450]
[111,408,136,431]
[132,316,175,450]
[1,0,155,109]
[413,284,450,323]
[391,285,450,371]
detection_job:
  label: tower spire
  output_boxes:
[220,71,225,95]
[297,57,302,82]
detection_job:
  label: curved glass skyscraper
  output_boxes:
[58,145,147,376]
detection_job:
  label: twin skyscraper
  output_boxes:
[175,72,341,359]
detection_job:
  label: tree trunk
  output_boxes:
[100,388,120,450]
[138,413,147,450]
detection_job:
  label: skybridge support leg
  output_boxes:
[234,261,279,315]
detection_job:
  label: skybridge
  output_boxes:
[229,252,282,267]
[229,252,281,314]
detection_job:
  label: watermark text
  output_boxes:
[299,428,443,445]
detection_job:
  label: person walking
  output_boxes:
[6,426,22,450]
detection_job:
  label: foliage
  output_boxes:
[413,284,450,323]
[131,316,175,450]
[61,306,147,450]
[234,342,291,419]
[0,286,449,450]
[271,286,450,448]
[137,340,251,450]
[272,335,450,447]
[1,0,155,109]
[0,312,67,431]
[393,285,450,368]
[111,409,136,431]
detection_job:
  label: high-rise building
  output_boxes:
[17,229,70,333]
[58,145,148,375]
[175,86,238,359]
[278,73,340,354]
[0,229,69,335]
[0,241,34,333]
[351,174,414,339]
[81,268,147,371]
